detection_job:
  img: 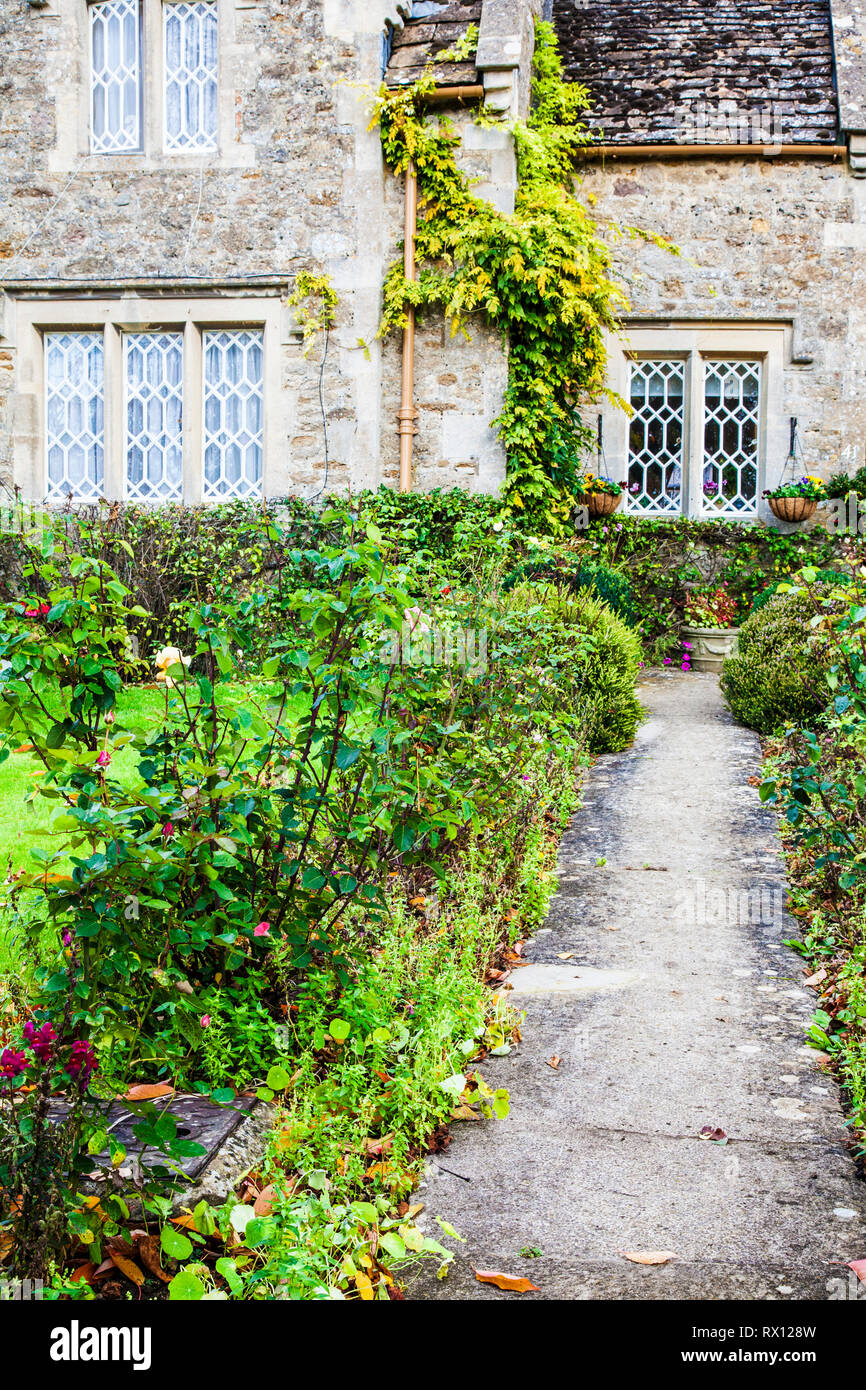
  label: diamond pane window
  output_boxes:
[626,360,685,514]
[90,0,142,154]
[45,333,105,501]
[202,330,263,499]
[164,2,219,152]
[701,360,760,516]
[124,333,184,502]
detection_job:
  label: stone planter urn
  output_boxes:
[681,624,741,675]
[768,495,817,524]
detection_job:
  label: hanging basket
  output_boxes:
[768,495,817,524]
[584,491,622,518]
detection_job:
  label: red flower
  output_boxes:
[66,1040,97,1090]
[440,585,451,597]
[161,821,175,840]
[23,1021,56,1062]
[0,1048,29,1080]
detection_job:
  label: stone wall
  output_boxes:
[581,152,866,483]
[0,0,521,501]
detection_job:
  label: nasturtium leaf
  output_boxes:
[168,1268,206,1300]
[265,1065,292,1091]
[160,1225,193,1261]
[379,1232,406,1261]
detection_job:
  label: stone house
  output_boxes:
[567,0,866,523]
[0,0,865,523]
[0,0,536,507]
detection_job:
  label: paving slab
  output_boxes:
[409,671,866,1301]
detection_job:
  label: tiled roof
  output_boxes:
[385,1,482,89]
[551,0,839,146]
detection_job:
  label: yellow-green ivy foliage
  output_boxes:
[373,22,633,530]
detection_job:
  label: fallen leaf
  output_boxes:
[171,1213,199,1231]
[848,1259,866,1285]
[124,1082,174,1101]
[136,1237,170,1284]
[108,1251,146,1286]
[620,1250,677,1266]
[254,1184,276,1216]
[364,1135,393,1157]
[699,1126,727,1143]
[546,1055,561,1070]
[365,1161,395,1181]
[354,1270,375,1301]
[804,969,827,988]
[556,952,574,960]
[409,896,426,908]
[450,1104,481,1121]
[70,1262,97,1285]
[473,1268,540,1292]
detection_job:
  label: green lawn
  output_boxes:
[0,686,166,879]
[0,680,308,974]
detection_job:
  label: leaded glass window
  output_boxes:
[90,0,142,154]
[626,360,685,515]
[700,360,760,516]
[202,330,263,499]
[45,333,105,501]
[124,332,184,501]
[164,2,219,152]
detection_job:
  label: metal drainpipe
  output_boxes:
[397,159,418,493]
[394,88,483,492]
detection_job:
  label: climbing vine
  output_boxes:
[372,21,661,530]
[288,270,339,356]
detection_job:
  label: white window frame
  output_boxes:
[162,0,220,154]
[89,0,144,155]
[44,332,107,501]
[10,297,283,505]
[51,2,255,172]
[123,330,185,502]
[600,324,788,523]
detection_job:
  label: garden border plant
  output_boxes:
[0,496,640,1297]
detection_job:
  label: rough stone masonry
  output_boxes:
[0,0,540,502]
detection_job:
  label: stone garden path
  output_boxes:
[410,670,866,1300]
